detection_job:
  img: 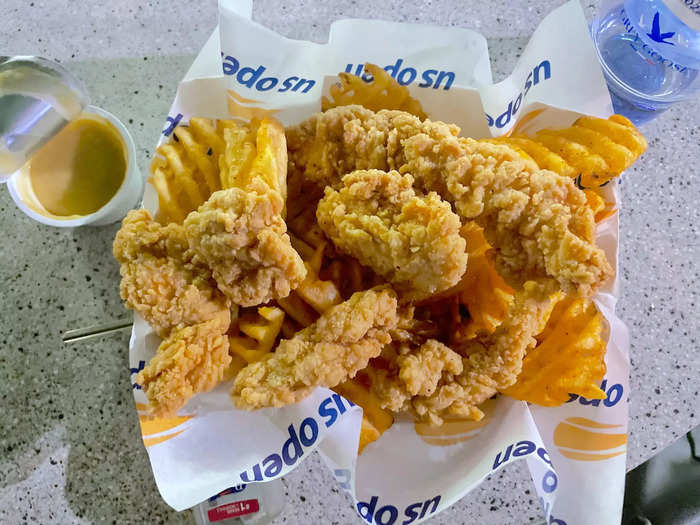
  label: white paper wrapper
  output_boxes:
[129,2,630,523]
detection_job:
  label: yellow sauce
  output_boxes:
[28,113,126,216]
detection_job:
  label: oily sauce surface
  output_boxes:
[29,114,126,216]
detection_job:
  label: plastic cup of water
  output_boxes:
[590,0,700,124]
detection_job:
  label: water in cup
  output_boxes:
[591,0,700,124]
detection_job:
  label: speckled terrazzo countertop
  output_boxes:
[1,1,698,524]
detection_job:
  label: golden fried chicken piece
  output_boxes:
[366,339,463,412]
[231,287,399,409]
[184,118,306,307]
[316,169,468,300]
[136,310,232,417]
[184,189,306,307]
[411,279,562,425]
[287,106,612,297]
[287,105,396,188]
[407,136,611,296]
[113,209,229,338]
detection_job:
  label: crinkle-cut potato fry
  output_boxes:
[219,124,256,190]
[150,167,185,223]
[152,142,207,213]
[269,242,391,453]
[229,306,285,364]
[358,418,381,454]
[576,114,647,157]
[481,138,535,164]
[250,118,288,202]
[431,222,513,342]
[547,125,635,176]
[583,189,605,218]
[459,227,514,339]
[149,118,242,224]
[289,232,317,263]
[334,377,394,454]
[502,296,607,406]
[490,136,577,179]
[491,115,646,188]
[533,129,610,188]
[286,195,380,300]
[322,63,427,119]
[322,256,383,300]
[583,189,616,223]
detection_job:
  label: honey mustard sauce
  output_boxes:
[27,113,126,216]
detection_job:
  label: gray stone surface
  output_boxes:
[1,1,699,524]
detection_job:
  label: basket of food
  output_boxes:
[113,1,646,523]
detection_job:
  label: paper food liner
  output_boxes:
[129,2,630,523]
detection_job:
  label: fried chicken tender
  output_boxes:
[411,279,562,425]
[367,339,463,412]
[113,209,229,338]
[287,106,612,296]
[184,189,306,307]
[316,169,468,300]
[184,118,306,307]
[231,287,399,409]
[136,310,232,417]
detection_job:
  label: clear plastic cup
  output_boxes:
[6,105,144,227]
[590,0,700,124]
[0,56,89,178]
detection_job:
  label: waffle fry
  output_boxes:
[532,129,610,188]
[150,118,234,223]
[456,223,515,340]
[421,223,514,343]
[322,63,427,119]
[576,114,647,157]
[502,296,607,406]
[489,115,646,188]
[219,124,256,190]
[489,136,576,179]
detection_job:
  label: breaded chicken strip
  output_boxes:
[113,209,229,338]
[287,106,612,296]
[136,310,232,417]
[184,188,306,307]
[185,119,306,307]
[366,339,463,412]
[411,279,561,425]
[316,170,467,300]
[231,287,399,409]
